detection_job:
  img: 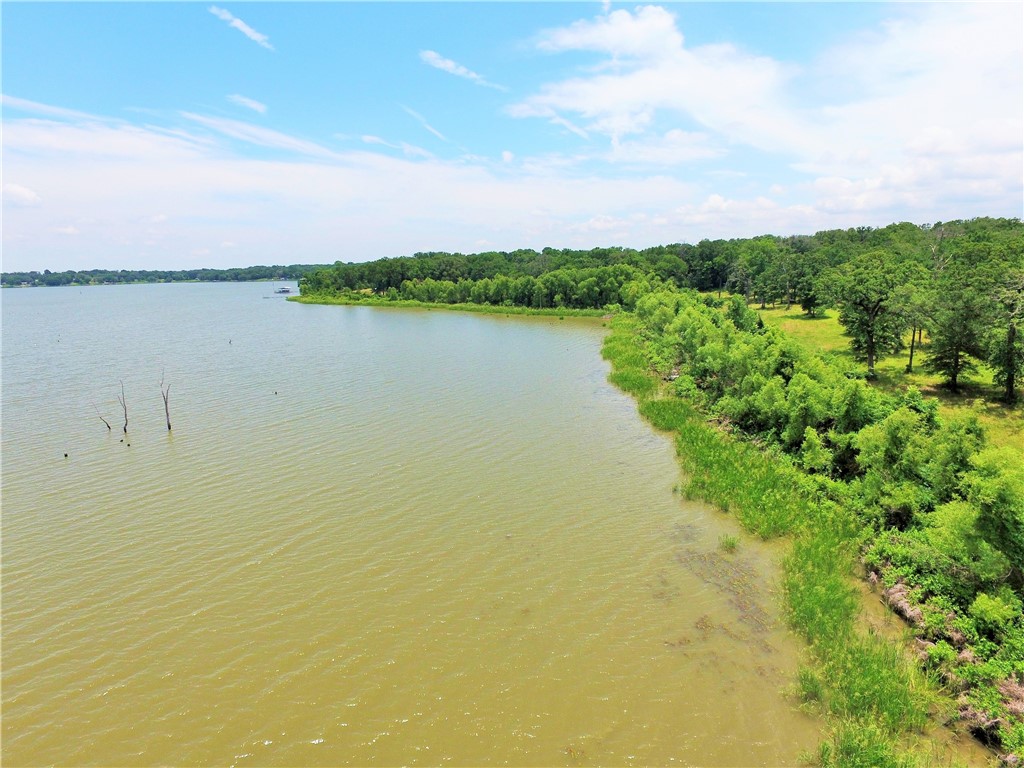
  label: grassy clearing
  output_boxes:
[756,304,1024,453]
[602,313,955,768]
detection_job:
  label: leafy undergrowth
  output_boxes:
[603,306,1015,767]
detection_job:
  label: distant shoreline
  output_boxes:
[1,278,298,288]
[1,266,325,288]
[289,293,610,319]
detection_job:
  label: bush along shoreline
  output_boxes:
[289,292,609,317]
[604,292,1023,766]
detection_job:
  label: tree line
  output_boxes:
[1,264,327,288]
[301,217,1024,401]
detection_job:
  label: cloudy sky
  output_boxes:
[2,2,1021,272]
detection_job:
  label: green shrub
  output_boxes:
[799,426,833,474]
[926,640,957,668]
[970,592,1020,638]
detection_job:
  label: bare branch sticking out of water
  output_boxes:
[117,380,128,434]
[160,370,171,431]
[93,403,112,431]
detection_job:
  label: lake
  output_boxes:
[1,282,820,766]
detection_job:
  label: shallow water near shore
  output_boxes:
[2,282,821,766]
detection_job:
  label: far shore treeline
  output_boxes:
[0,263,326,288]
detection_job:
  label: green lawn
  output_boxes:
[756,304,1023,453]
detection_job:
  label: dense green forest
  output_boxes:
[301,216,1024,765]
[0,263,326,287]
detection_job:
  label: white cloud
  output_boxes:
[209,6,273,50]
[419,50,507,91]
[501,151,514,163]
[571,214,628,233]
[2,183,42,207]
[511,3,1021,214]
[538,5,683,62]
[228,94,267,114]
[180,113,339,159]
[54,225,80,236]
[607,129,723,166]
[515,12,802,150]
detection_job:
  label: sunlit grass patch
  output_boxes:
[757,306,850,356]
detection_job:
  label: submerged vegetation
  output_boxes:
[299,216,1023,764]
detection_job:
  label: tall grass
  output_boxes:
[602,314,938,767]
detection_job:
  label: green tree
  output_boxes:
[901,283,932,374]
[989,267,1024,402]
[824,251,926,379]
[923,261,990,390]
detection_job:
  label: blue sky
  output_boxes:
[2,2,1021,272]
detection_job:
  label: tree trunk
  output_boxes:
[906,324,917,373]
[1007,322,1018,403]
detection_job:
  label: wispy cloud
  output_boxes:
[208,6,273,51]
[1,94,108,122]
[361,135,433,159]
[401,105,447,142]
[507,102,590,140]
[419,50,507,91]
[228,94,267,114]
[181,112,338,158]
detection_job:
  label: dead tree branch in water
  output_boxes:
[160,371,171,431]
[93,403,112,431]
[117,380,128,433]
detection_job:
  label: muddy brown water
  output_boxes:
[2,284,821,765]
